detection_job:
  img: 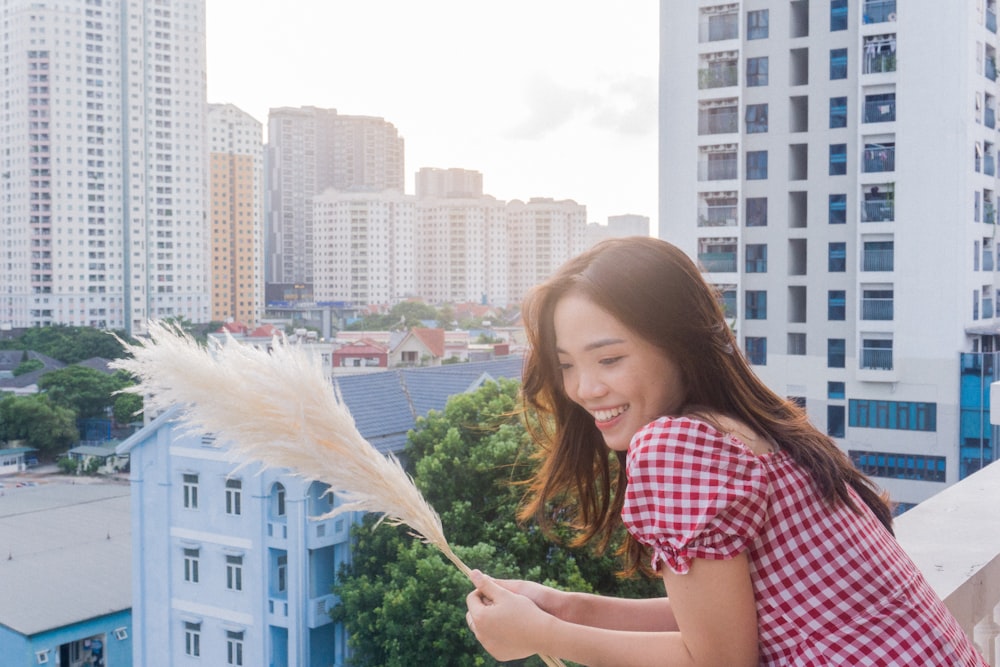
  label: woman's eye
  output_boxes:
[599,356,623,366]
[558,362,573,371]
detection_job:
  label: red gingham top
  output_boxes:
[622,416,988,666]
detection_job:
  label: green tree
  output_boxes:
[0,394,78,456]
[113,392,144,425]
[332,378,661,666]
[0,324,131,363]
[12,359,44,376]
[38,365,127,418]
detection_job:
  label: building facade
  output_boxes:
[0,0,210,335]
[208,104,264,327]
[265,107,404,288]
[118,407,351,667]
[311,189,416,305]
[507,197,588,304]
[415,168,509,306]
[660,0,1000,508]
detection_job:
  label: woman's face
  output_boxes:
[553,293,687,451]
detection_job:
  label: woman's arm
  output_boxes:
[466,554,759,667]
[497,578,679,632]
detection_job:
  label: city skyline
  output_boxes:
[205,0,659,228]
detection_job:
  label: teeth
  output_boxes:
[594,405,629,422]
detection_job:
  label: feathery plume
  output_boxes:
[112,321,565,667]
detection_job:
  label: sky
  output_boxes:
[205,1,660,229]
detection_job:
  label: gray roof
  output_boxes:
[334,356,524,455]
[0,482,131,636]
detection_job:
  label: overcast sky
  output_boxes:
[206,1,659,229]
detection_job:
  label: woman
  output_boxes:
[465,237,986,666]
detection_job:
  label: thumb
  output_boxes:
[469,569,500,601]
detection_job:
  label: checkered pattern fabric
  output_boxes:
[622,416,988,666]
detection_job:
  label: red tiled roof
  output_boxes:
[410,327,445,358]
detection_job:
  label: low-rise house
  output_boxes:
[390,327,445,367]
[331,338,388,371]
[0,482,132,666]
[0,446,38,476]
[68,443,128,474]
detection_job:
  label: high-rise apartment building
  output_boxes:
[415,168,509,306]
[586,213,651,247]
[0,0,209,334]
[265,108,404,287]
[507,198,587,304]
[208,104,264,327]
[661,1,999,508]
[311,189,415,305]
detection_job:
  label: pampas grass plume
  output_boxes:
[113,321,565,667]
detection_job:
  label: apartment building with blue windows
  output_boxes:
[660,1,1000,509]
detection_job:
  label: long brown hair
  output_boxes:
[519,237,893,573]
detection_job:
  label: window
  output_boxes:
[745,243,767,273]
[850,450,946,482]
[745,103,768,133]
[829,144,848,175]
[747,57,769,86]
[829,194,847,224]
[745,290,767,319]
[226,554,243,591]
[864,92,896,123]
[182,473,198,509]
[788,333,806,355]
[747,10,769,39]
[828,290,846,320]
[745,337,767,365]
[849,400,937,432]
[828,406,846,438]
[275,483,286,517]
[718,286,736,319]
[746,150,768,179]
[277,554,288,592]
[829,242,847,271]
[828,339,846,368]
[830,96,848,128]
[828,381,846,399]
[227,631,244,666]
[183,548,200,583]
[225,479,242,516]
[746,197,767,226]
[831,0,848,31]
[185,622,201,657]
[830,48,848,79]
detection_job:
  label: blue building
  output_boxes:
[0,483,132,666]
[117,356,523,667]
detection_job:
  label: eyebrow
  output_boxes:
[556,338,627,354]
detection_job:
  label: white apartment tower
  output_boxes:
[507,198,587,304]
[311,190,415,305]
[0,0,209,334]
[415,168,509,306]
[661,1,1000,508]
[265,108,404,287]
[208,104,264,327]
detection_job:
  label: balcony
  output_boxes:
[698,63,738,90]
[698,203,738,227]
[698,156,738,181]
[861,347,893,370]
[864,51,897,75]
[863,0,896,24]
[698,251,737,273]
[862,198,895,222]
[863,145,896,173]
[895,460,1000,664]
[862,247,895,271]
[861,296,894,320]
[863,98,896,123]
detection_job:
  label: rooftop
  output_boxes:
[0,482,131,636]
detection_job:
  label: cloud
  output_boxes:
[505,74,656,141]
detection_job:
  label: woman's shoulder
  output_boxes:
[634,413,777,458]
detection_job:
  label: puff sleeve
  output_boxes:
[622,416,770,575]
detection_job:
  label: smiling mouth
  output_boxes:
[594,405,629,423]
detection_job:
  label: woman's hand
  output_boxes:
[465,569,552,662]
